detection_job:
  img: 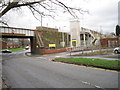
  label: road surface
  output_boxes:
[1,50,119,89]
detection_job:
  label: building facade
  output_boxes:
[101,38,118,47]
[0,41,7,49]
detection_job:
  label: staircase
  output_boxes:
[85,30,99,45]
[34,31,44,48]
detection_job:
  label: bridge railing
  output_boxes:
[0,26,34,36]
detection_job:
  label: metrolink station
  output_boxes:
[0,20,103,54]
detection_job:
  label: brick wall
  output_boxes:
[101,38,118,47]
[0,41,7,49]
[41,47,72,54]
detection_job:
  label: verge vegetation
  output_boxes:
[5,48,24,52]
[53,58,120,71]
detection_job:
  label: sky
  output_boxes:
[2,0,120,34]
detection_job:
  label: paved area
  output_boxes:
[2,50,119,89]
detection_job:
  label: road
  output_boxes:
[1,50,119,89]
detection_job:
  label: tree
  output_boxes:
[115,25,120,46]
[110,32,116,37]
[116,25,120,36]
[0,0,88,25]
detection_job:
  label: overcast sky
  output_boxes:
[2,0,120,34]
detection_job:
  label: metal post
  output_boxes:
[62,32,64,47]
[84,33,86,47]
[67,33,69,47]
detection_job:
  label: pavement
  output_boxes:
[25,49,120,61]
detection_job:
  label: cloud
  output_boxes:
[80,0,119,33]
[2,0,120,34]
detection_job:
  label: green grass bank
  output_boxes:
[2,48,25,52]
[53,58,120,71]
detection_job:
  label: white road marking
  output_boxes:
[81,81,105,89]
[55,56,61,58]
[36,57,47,60]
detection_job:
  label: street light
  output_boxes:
[62,26,66,47]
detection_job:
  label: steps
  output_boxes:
[34,31,44,48]
[85,30,99,45]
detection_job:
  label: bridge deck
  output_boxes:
[0,26,34,37]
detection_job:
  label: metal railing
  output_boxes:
[0,26,34,36]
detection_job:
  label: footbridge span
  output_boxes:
[0,26,43,54]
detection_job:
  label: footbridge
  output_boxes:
[0,26,34,38]
[70,21,105,47]
[0,26,44,54]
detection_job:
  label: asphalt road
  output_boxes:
[2,50,119,89]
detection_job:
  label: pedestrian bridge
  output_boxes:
[0,26,44,54]
[0,26,34,38]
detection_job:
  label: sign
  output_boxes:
[49,44,56,48]
[71,39,77,47]
[60,42,65,47]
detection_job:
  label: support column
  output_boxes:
[30,37,40,54]
[87,34,89,46]
[30,37,36,54]
[83,33,86,46]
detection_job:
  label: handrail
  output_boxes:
[34,31,44,47]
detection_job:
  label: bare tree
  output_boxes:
[0,0,88,25]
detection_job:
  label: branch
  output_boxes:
[0,1,19,17]
[0,20,8,26]
[27,6,41,22]
[14,0,46,8]
[39,3,56,14]
[0,0,46,17]
[55,0,88,18]
[55,0,77,18]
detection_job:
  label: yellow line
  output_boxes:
[43,54,48,56]
[51,60,119,73]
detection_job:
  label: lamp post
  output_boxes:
[62,26,66,47]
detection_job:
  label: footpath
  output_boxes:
[26,48,120,61]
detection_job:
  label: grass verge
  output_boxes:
[73,50,113,56]
[7,48,24,52]
[53,58,120,71]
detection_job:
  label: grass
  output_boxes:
[73,50,113,56]
[2,48,25,52]
[53,58,120,71]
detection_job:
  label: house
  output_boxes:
[0,41,7,49]
[101,38,118,48]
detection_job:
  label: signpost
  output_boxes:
[71,39,77,47]
[49,44,56,49]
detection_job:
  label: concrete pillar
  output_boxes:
[30,37,41,54]
[30,37,36,54]
[67,33,69,47]
[83,33,86,46]
[70,20,81,47]
[87,34,89,46]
